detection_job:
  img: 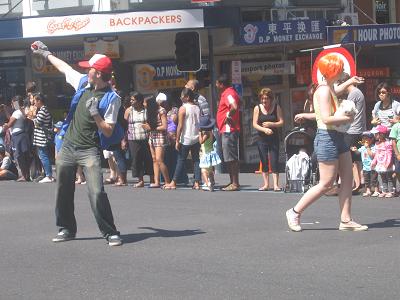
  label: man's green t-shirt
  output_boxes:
[64,88,106,149]
[389,122,400,152]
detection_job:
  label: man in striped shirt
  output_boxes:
[32,93,54,183]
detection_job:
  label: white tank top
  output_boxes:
[180,103,200,145]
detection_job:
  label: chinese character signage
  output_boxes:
[327,24,400,45]
[239,19,325,45]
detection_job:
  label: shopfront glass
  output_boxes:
[0,68,25,103]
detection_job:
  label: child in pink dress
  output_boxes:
[371,125,394,198]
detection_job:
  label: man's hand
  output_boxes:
[31,41,52,60]
[224,115,233,126]
[351,76,365,85]
[86,97,99,117]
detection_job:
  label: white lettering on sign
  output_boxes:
[273,35,293,42]
[357,28,378,42]
[379,27,400,40]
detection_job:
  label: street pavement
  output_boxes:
[0,172,399,300]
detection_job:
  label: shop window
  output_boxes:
[375,0,390,24]
[242,10,264,22]
[0,0,22,17]
[0,68,25,102]
[32,0,94,15]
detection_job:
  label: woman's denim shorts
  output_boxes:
[314,129,349,162]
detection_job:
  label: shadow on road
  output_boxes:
[121,227,206,244]
[366,219,400,229]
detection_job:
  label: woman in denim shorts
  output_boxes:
[285,53,368,232]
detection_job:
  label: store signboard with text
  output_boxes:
[241,61,295,76]
[327,24,400,45]
[84,36,120,59]
[239,19,325,45]
[135,61,208,94]
[22,9,204,38]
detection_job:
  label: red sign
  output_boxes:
[358,67,390,78]
[311,46,356,84]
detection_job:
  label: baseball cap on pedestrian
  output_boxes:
[199,115,215,130]
[78,54,112,74]
[370,125,388,135]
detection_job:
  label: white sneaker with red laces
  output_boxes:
[286,208,302,232]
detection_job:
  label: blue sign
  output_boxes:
[0,19,22,39]
[151,61,208,80]
[327,24,400,45]
[239,19,326,45]
[232,83,242,97]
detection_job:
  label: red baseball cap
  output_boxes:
[78,54,112,74]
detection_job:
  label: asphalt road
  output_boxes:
[0,173,399,300]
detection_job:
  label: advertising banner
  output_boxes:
[22,9,204,38]
[241,61,295,76]
[84,36,120,59]
[239,19,325,45]
[327,23,400,45]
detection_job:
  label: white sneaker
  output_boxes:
[39,176,54,183]
[201,183,210,191]
[286,209,302,232]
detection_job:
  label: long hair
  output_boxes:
[145,96,159,130]
[318,53,344,80]
[375,82,391,98]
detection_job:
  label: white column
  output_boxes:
[93,0,111,12]
[22,0,38,16]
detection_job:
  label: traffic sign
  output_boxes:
[311,44,356,84]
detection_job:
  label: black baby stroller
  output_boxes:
[284,127,316,193]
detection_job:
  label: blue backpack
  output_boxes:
[57,75,124,150]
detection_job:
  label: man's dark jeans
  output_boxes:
[173,142,201,183]
[55,141,119,238]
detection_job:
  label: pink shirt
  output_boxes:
[371,140,392,172]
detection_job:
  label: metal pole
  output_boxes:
[208,28,218,117]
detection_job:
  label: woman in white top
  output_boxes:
[165,88,200,190]
[371,82,400,129]
[3,96,32,181]
[285,53,368,232]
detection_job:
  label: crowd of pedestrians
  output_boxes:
[2,44,400,242]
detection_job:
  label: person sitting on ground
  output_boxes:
[0,144,18,181]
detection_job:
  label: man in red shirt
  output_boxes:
[216,74,240,191]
